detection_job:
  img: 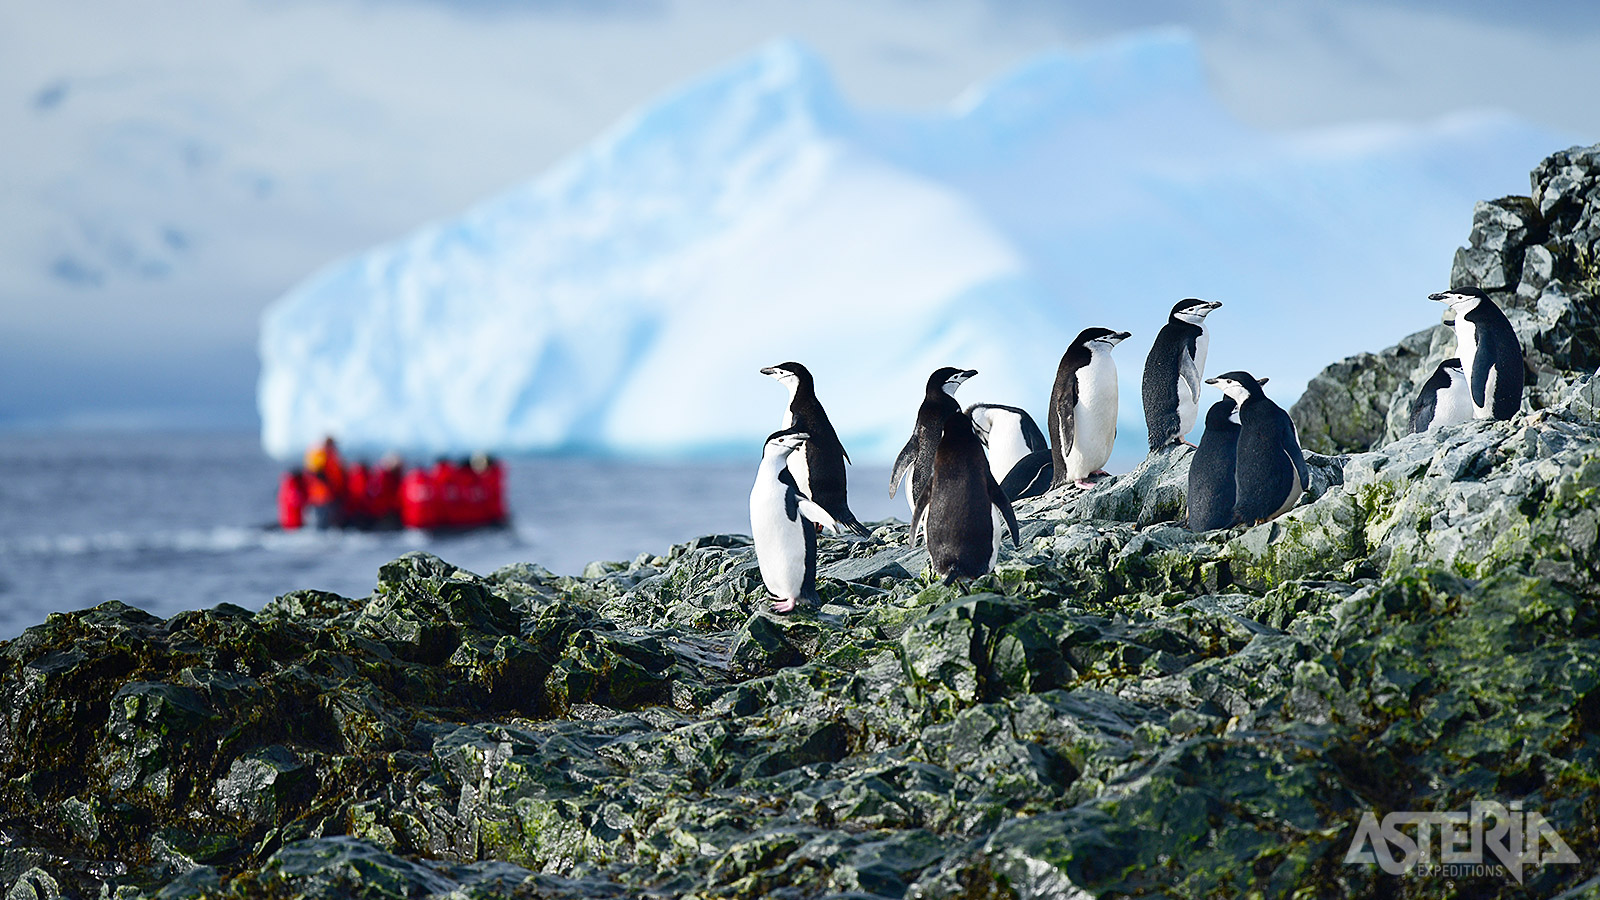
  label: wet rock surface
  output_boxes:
[4,149,1600,900]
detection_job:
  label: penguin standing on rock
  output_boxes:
[1409,358,1474,433]
[1206,371,1308,525]
[1049,328,1131,490]
[912,409,1022,586]
[750,430,840,614]
[1185,382,1262,532]
[1143,298,1223,450]
[760,362,870,536]
[890,367,976,515]
[966,403,1052,501]
[1428,287,1525,420]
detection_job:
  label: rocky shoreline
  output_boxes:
[4,145,1600,900]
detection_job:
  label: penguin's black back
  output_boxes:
[909,392,960,500]
[1187,399,1239,532]
[1233,395,1307,524]
[1142,319,1201,451]
[787,386,865,534]
[1047,342,1092,488]
[924,412,1001,580]
[1408,360,1455,434]
[999,449,1053,501]
[1462,301,1525,419]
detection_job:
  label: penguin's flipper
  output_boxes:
[797,496,840,532]
[1059,372,1079,461]
[1283,414,1310,492]
[987,474,1023,547]
[1469,327,1495,409]
[1180,332,1203,402]
[1000,449,1052,501]
[889,435,917,498]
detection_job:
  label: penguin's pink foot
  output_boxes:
[1092,469,1110,477]
[770,597,797,614]
[1075,479,1096,489]
[1180,439,1199,449]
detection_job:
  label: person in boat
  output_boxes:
[302,437,346,529]
[277,469,308,530]
[370,454,404,528]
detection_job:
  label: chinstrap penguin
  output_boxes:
[1207,371,1309,525]
[911,409,1022,586]
[750,430,840,614]
[1408,358,1474,434]
[890,367,976,515]
[760,362,870,537]
[1143,298,1223,451]
[1184,381,1262,533]
[1428,287,1524,420]
[1049,328,1131,490]
[966,402,1052,501]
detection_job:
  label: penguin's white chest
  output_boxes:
[1451,318,1490,417]
[749,475,808,600]
[1433,373,1475,428]
[984,417,1033,484]
[1177,329,1209,435]
[1065,354,1119,479]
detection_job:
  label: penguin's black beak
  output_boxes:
[1205,301,1223,311]
[1427,292,1450,302]
[1204,377,1219,385]
[1258,376,1270,385]
[759,366,778,376]
[1112,331,1132,343]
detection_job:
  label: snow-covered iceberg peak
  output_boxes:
[259,31,1562,464]
[954,29,1212,129]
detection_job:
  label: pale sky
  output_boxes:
[1,0,1595,429]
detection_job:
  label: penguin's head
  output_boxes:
[760,362,813,393]
[1073,328,1131,352]
[1205,371,1266,405]
[1170,298,1222,325]
[964,403,1018,444]
[763,428,810,458]
[928,367,977,396]
[966,404,993,438]
[1438,357,1467,385]
[1429,287,1489,314]
[1205,397,1239,429]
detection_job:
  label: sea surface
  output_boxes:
[0,431,905,639]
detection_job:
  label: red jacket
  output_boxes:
[371,462,402,523]
[400,467,439,530]
[277,471,307,530]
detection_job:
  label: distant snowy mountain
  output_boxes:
[259,32,1566,465]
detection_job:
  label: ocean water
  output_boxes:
[0,431,905,639]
